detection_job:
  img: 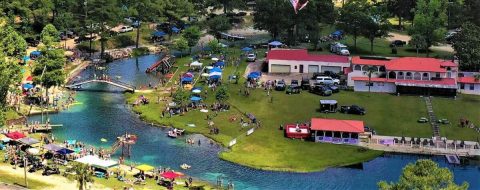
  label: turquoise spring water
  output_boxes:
[29,55,480,189]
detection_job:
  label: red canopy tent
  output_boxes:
[25,76,33,82]
[161,171,184,179]
[6,131,26,140]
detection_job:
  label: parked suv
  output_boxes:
[316,76,339,85]
[340,105,366,115]
[275,80,286,91]
[246,53,256,62]
[309,85,332,96]
[301,78,310,90]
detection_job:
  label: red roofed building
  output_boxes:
[348,56,458,96]
[310,118,364,144]
[457,76,480,95]
[266,49,350,74]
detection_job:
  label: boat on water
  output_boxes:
[167,128,184,138]
[167,130,177,138]
[180,163,191,170]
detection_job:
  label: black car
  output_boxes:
[301,78,310,90]
[389,40,407,47]
[309,85,332,96]
[25,37,40,47]
[290,80,299,87]
[286,85,301,94]
[325,84,339,93]
[275,80,286,91]
[340,105,366,115]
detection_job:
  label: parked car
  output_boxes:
[330,42,350,56]
[340,105,366,115]
[25,37,40,47]
[301,78,310,90]
[119,26,134,33]
[275,80,286,91]
[309,85,332,96]
[315,76,339,85]
[290,80,299,87]
[286,85,301,94]
[389,40,407,47]
[325,84,339,93]
[246,53,256,62]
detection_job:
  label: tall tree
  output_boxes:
[182,26,201,53]
[73,163,94,190]
[362,4,391,53]
[409,34,428,56]
[40,24,60,48]
[173,37,189,56]
[464,0,480,26]
[206,15,231,39]
[123,0,166,48]
[378,159,468,190]
[0,19,24,124]
[337,0,370,50]
[33,25,66,104]
[452,22,480,71]
[88,0,121,58]
[408,0,448,57]
[386,0,416,29]
[207,0,245,14]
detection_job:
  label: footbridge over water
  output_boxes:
[65,78,136,92]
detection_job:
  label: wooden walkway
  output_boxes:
[65,79,135,92]
[424,97,441,139]
[12,124,63,132]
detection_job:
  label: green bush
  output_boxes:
[111,35,135,48]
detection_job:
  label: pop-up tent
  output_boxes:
[6,131,26,140]
[19,137,39,145]
[75,155,119,169]
[56,148,74,155]
[43,144,63,152]
[268,41,283,46]
[247,72,261,79]
[190,61,203,67]
[241,47,253,52]
[214,61,225,67]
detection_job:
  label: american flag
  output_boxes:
[290,0,309,14]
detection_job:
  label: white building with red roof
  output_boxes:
[266,49,350,74]
[310,118,364,144]
[347,56,458,96]
[457,76,480,95]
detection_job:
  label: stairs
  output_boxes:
[424,97,441,140]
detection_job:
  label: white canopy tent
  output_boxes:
[75,155,119,169]
[190,61,203,67]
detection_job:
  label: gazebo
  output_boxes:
[310,118,364,144]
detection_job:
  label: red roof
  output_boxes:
[267,49,349,63]
[386,58,448,72]
[351,77,456,86]
[351,56,390,66]
[458,77,480,84]
[310,118,364,133]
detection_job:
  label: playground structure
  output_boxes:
[145,55,175,74]
[108,133,138,158]
[65,77,136,92]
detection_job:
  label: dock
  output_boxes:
[445,154,461,164]
[11,124,63,133]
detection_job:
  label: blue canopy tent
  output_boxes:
[56,148,74,155]
[268,41,283,46]
[171,26,181,33]
[241,47,253,52]
[209,75,221,80]
[190,96,202,102]
[22,83,34,90]
[331,30,343,36]
[30,51,41,59]
[209,67,222,73]
[247,72,261,79]
[152,31,166,37]
[214,61,225,67]
[181,77,193,83]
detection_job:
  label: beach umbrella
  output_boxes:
[241,47,253,52]
[19,137,40,145]
[211,57,219,61]
[43,144,63,152]
[190,61,202,67]
[161,171,184,179]
[182,72,194,78]
[27,148,41,155]
[268,41,283,46]
[56,148,74,155]
[23,56,30,63]
[190,96,202,102]
[1,137,11,143]
[192,89,201,93]
[6,131,26,140]
[136,164,155,172]
[201,73,210,77]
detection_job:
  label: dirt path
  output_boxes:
[0,165,107,190]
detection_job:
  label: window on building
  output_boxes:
[435,73,440,78]
[460,83,465,89]
[378,82,384,86]
[470,84,474,90]
[354,65,362,71]
[422,73,429,80]
[366,82,373,86]
[294,66,297,69]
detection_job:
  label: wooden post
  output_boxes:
[24,157,28,188]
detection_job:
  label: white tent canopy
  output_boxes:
[75,155,118,169]
[190,61,203,67]
[209,72,222,76]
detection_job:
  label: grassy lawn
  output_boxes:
[431,95,480,141]
[0,152,51,190]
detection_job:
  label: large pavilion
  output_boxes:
[310,118,364,144]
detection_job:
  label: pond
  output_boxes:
[30,55,480,190]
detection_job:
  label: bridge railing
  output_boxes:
[66,78,136,90]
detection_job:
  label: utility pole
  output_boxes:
[23,157,28,188]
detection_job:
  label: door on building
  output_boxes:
[308,65,319,73]
[321,66,342,73]
[299,65,304,73]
